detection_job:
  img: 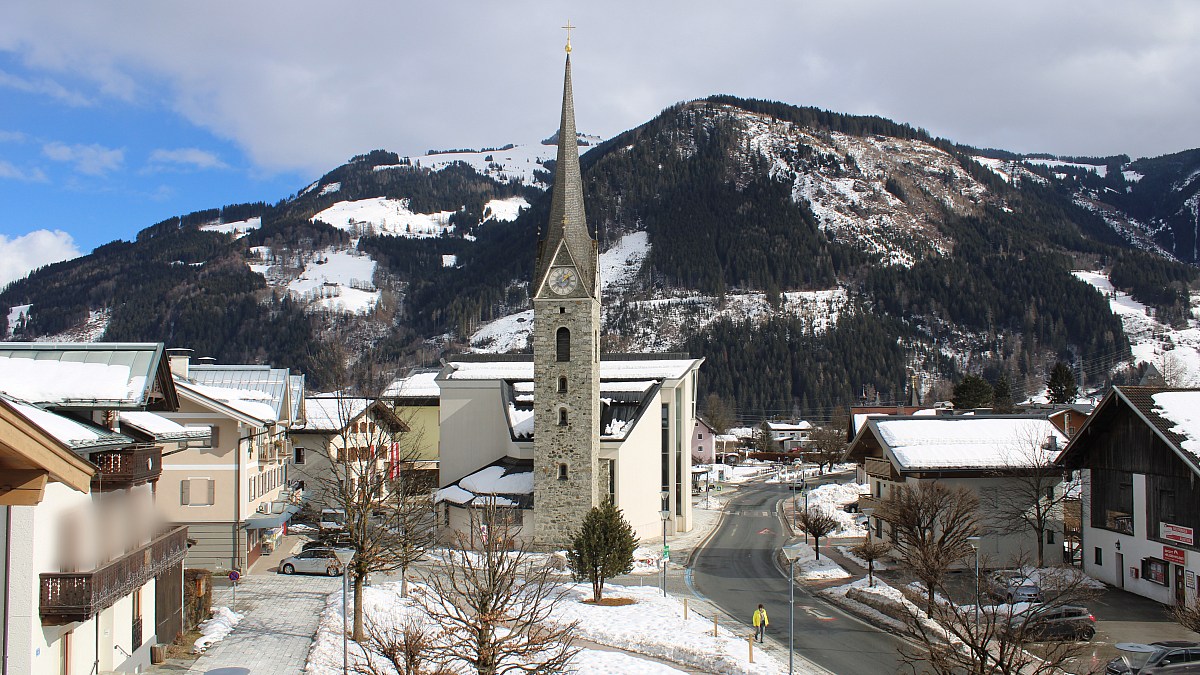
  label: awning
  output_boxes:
[242,503,301,530]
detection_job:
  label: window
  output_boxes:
[180,478,215,506]
[558,464,568,481]
[558,376,567,394]
[249,477,256,500]
[1143,557,1169,586]
[559,408,568,426]
[1046,530,1055,544]
[1094,547,1103,566]
[294,447,306,465]
[556,327,570,362]
[698,432,704,439]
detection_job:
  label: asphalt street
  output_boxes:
[688,475,911,675]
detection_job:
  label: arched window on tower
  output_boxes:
[556,327,570,362]
[558,376,568,394]
[559,408,568,426]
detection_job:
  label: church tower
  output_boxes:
[532,31,602,548]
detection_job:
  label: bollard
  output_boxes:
[684,598,688,621]
[748,636,754,663]
[713,616,719,637]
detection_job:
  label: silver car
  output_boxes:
[279,548,343,576]
[988,570,1043,604]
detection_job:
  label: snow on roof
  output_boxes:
[0,343,162,408]
[119,411,210,442]
[444,358,701,382]
[434,485,474,505]
[297,397,373,432]
[383,369,441,398]
[507,404,534,439]
[853,413,884,434]
[1152,391,1200,459]
[768,421,812,431]
[459,465,534,495]
[872,417,1065,470]
[6,396,131,450]
[177,380,277,423]
[185,365,290,422]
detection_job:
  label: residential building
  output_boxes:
[845,414,1067,568]
[0,342,188,674]
[158,350,302,571]
[692,417,717,465]
[383,367,441,467]
[767,421,812,452]
[1057,386,1200,606]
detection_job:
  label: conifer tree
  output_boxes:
[1047,362,1079,404]
[992,375,1015,414]
[952,374,993,410]
[566,501,638,603]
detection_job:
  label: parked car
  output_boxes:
[319,508,346,534]
[279,548,343,576]
[1107,641,1200,674]
[987,570,1043,604]
[1004,605,1095,641]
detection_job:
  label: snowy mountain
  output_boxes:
[2,96,1196,414]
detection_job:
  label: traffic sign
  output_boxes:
[228,570,240,583]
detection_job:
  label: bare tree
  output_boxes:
[876,482,980,611]
[808,416,848,474]
[295,387,437,642]
[797,506,839,559]
[353,618,438,675]
[424,503,580,675]
[701,394,734,435]
[896,556,1101,675]
[850,539,891,587]
[990,423,1069,567]
[1161,351,1195,387]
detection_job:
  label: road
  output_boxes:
[689,475,910,674]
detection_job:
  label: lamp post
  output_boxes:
[967,536,981,626]
[660,490,670,597]
[782,543,805,675]
[800,479,809,543]
[791,468,798,531]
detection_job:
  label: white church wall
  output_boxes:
[437,378,513,486]
[613,411,668,541]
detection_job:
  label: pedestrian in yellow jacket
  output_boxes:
[752,604,768,643]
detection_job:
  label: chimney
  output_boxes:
[165,347,193,379]
[196,356,217,366]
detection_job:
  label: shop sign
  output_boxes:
[1161,522,1194,546]
[1164,545,1187,564]
[1188,570,1196,589]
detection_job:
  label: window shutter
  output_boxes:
[206,479,215,506]
[180,479,191,505]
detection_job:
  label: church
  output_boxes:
[434,38,704,548]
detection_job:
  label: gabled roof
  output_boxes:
[846,414,1065,472]
[0,342,177,410]
[1057,386,1200,475]
[384,368,441,400]
[119,411,211,443]
[2,394,132,452]
[183,365,290,423]
[0,396,96,499]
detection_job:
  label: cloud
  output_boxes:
[0,131,28,143]
[42,141,123,176]
[0,159,47,182]
[146,147,228,171]
[0,69,91,106]
[0,229,81,288]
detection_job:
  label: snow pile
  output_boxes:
[836,545,892,571]
[1074,270,1200,384]
[552,584,790,674]
[1153,391,1200,458]
[200,217,261,238]
[800,482,870,536]
[784,542,851,581]
[193,606,243,653]
[311,198,455,238]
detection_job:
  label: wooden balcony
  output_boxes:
[864,457,900,482]
[88,444,162,490]
[858,495,882,513]
[40,526,187,625]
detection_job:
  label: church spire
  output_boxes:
[535,45,596,298]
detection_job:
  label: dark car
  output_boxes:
[1107,641,1200,674]
[1004,605,1095,642]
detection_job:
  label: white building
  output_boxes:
[1058,386,1200,606]
[846,414,1067,568]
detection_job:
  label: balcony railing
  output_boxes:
[88,444,162,490]
[864,457,900,482]
[40,525,187,625]
[858,495,882,513]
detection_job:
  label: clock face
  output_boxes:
[549,267,578,295]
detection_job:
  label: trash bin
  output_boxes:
[150,644,167,664]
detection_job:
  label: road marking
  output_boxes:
[758,528,774,535]
[801,605,836,621]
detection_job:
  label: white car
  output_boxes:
[279,548,343,576]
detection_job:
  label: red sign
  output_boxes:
[1161,522,1195,546]
[1164,546,1187,565]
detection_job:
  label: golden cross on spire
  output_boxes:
[562,20,575,53]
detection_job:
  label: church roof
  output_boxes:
[435,457,534,510]
[533,53,597,298]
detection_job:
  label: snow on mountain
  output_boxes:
[970,156,1049,187]
[6,304,29,338]
[1074,270,1200,384]
[318,182,341,196]
[375,140,596,188]
[200,216,262,239]
[721,106,980,267]
[482,196,529,222]
[470,309,533,352]
[600,231,649,294]
[247,246,379,315]
[1025,158,1108,177]
[1073,196,1173,257]
[311,198,455,238]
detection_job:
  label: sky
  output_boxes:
[1,1,1198,286]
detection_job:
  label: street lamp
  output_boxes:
[660,490,670,597]
[782,542,806,675]
[800,479,809,543]
[967,536,982,625]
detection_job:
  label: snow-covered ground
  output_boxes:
[200,216,262,239]
[311,198,456,238]
[1074,269,1200,384]
[600,231,649,293]
[469,309,533,352]
[6,304,30,337]
[786,542,851,581]
[285,248,379,314]
[482,196,529,222]
[306,581,796,674]
[373,139,598,187]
